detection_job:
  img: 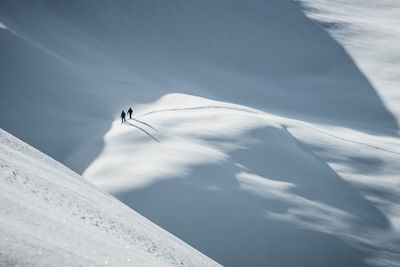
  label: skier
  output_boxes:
[127,107,133,119]
[121,110,126,123]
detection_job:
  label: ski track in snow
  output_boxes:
[136,105,400,156]
[86,93,400,267]
[1,1,400,266]
[1,0,399,175]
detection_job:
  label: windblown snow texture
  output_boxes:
[86,94,400,267]
[0,128,220,267]
[1,1,400,267]
[0,0,398,173]
[298,0,400,127]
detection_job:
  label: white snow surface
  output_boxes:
[1,0,398,174]
[1,1,400,266]
[86,94,400,267]
[298,0,400,128]
[0,128,220,267]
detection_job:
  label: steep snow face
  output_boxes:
[0,128,220,267]
[85,94,400,267]
[0,0,398,174]
[297,0,400,130]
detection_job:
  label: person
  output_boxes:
[127,107,133,119]
[121,110,126,123]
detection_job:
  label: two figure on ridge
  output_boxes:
[121,107,133,123]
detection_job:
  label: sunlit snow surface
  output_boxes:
[0,128,220,267]
[0,0,398,174]
[86,94,400,267]
[1,0,400,266]
[297,0,400,128]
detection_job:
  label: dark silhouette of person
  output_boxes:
[127,107,133,119]
[121,110,126,123]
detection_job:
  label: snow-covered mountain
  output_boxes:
[1,0,400,266]
[85,94,400,267]
[0,0,398,173]
[0,128,220,266]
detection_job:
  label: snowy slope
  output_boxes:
[297,0,400,128]
[1,1,400,266]
[85,94,400,267]
[0,0,398,174]
[0,128,220,267]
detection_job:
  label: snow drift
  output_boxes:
[298,0,400,127]
[1,1,400,266]
[85,94,400,267]
[0,0,398,174]
[0,128,220,267]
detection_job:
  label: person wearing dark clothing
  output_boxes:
[127,107,133,119]
[121,110,126,123]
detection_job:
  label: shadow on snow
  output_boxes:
[116,126,387,267]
